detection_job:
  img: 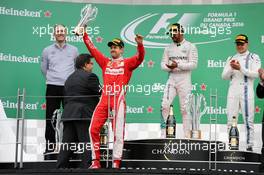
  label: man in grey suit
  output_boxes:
[41,24,79,156]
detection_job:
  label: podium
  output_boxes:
[100,139,261,173]
[0,139,261,174]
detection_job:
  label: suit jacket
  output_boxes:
[257,83,264,124]
[256,83,264,162]
[62,69,101,121]
[257,83,264,99]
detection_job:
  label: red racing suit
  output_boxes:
[83,33,145,161]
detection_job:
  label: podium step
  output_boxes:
[0,139,261,174]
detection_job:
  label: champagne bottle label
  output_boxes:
[166,105,176,138]
[167,126,174,135]
[230,138,238,147]
[103,136,107,145]
[229,116,239,150]
[100,124,108,145]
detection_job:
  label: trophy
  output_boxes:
[73,4,98,36]
[186,94,207,139]
[100,123,108,146]
[51,109,63,152]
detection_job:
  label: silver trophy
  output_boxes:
[186,94,207,139]
[73,4,98,36]
[51,109,63,152]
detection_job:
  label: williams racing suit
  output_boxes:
[161,39,198,138]
[222,50,261,148]
[83,33,145,161]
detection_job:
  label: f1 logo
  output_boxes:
[149,13,178,34]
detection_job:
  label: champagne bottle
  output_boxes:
[166,105,176,138]
[100,123,108,146]
[229,116,239,150]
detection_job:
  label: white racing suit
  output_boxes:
[161,39,198,138]
[222,50,261,148]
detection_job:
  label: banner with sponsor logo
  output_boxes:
[0,0,264,125]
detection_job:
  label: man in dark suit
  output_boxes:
[56,54,101,168]
[256,68,264,170]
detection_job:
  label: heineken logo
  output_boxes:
[0,6,42,18]
[207,59,226,68]
[126,105,144,114]
[0,52,39,64]
[126,106,154,114]
[2,100,38,110]
[205,106,227,115]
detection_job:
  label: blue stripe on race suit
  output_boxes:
[243,53,251,144]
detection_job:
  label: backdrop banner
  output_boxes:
[0,0,264,125]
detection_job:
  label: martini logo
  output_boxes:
[121,13,231,48]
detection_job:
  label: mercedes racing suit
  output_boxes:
[83,33,145,161]
[222,50,261,148]
[161,39,198,138]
